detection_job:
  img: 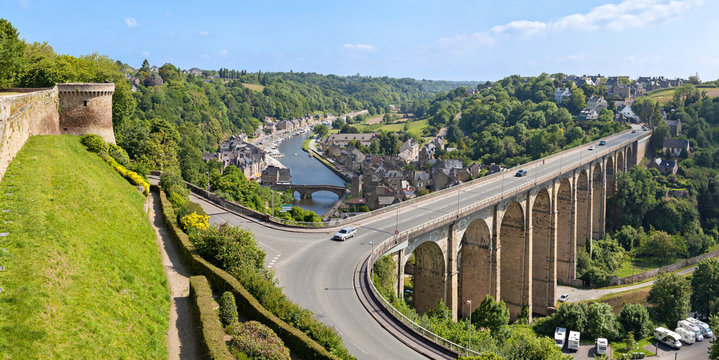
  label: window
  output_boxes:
[83,100,88,107]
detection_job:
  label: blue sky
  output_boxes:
[2,0,718,81]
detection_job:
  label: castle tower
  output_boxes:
[57,83,115,143]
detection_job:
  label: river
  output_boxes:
[275,132,346,215]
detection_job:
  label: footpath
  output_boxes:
[148,193,201,359]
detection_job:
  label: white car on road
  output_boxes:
[333,227,357,241]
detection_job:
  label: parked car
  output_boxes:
[632,129,637,133]
[599,140,606,146]
[588,145,595,150]
[558,294,569,303]
[515,169,527,177]
[333,226,357,241]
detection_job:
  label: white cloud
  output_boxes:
[342,43,378,52]
[199,30,210,36]
[218,49,229,56]
[552,0,705,32]
[491,20,547,37]
[18,0,30,9]
[125,17,138,29]
[431,0,703,52]
[141,50,150,57]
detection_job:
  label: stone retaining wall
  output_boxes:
[0,87,60,179]
[610,250,719,286]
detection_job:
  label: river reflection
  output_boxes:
[275,132,346,215]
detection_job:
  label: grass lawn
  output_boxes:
[241,83,265,92]
[610,336,656,358]
[0,135,169,359]
[353,119,429,136]
[645,86,719,104]
[613,256,668,278]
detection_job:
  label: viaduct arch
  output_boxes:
[390,142,645,321]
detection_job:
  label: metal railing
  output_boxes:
[363,129,652,356]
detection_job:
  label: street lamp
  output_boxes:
[466,299,473,355]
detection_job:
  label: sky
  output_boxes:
[2,0,718,82]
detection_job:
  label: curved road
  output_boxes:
[192,126,649,359]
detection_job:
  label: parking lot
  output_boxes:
[561,337,712,359]
[647,337,711,359]
[564,343,611,359]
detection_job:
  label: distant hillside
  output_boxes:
[0,136,169,359]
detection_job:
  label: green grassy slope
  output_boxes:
[0,135,169,359]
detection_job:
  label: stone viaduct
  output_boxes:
[380,135,650,321]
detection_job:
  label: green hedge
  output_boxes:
[152,185,338,360]
[189,276,235,360]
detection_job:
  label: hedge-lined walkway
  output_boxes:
[148,192,201,359]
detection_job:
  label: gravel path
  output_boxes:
[148,193,201,359]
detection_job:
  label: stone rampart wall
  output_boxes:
[0,87,60,179]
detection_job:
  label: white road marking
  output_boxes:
[351,342,368,355]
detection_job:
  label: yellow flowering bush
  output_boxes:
[181,212,210,232]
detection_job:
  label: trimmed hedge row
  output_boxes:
[189,276,235,360]
[152,185,338,360]
[100,152,150,195]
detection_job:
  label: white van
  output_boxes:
[678,320,703,342]
[595,337,608,355]
[654,327,682,350]
[675,327,695,344]
[567,331,580,351]
[686,317,714,338]
[554,327,566,348]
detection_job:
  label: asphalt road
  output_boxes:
[193,126,649,359]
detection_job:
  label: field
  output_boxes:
[0,136,169,359]
[354,119,429,137]
[645,86,719,104]
[242,83,265,92]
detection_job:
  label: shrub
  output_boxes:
[586,303,620,340]
[230,321,291,360]
[220,291,239,326]
[471,295,510,334]
[80,134,107,153]
[108,143,131,167]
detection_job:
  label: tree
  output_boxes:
[709,315,719,360]
[568,87,586,114]
[0,19,27,87]
[555,302,588,333]
[632,97,662,127]
[377,131,399,155]
[691,258,719,318]
[313,124,328,138]
[648,272,691,327]
[612,168,660,229]
[619,303,653,338]
[637,230,683,264]
[470,295,509,334]
[586,303,620,340]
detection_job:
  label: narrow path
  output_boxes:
[558,265,699,302]
[148,193,202,359]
